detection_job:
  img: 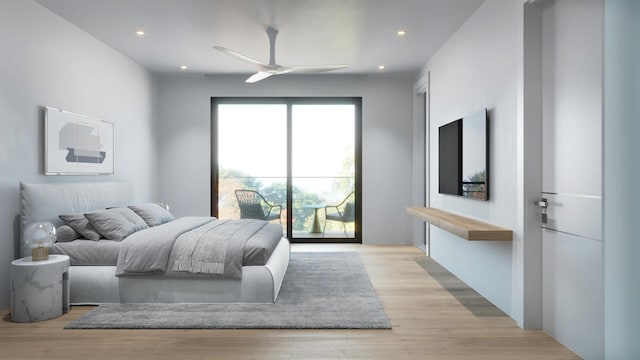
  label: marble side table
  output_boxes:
[10,254,70,322]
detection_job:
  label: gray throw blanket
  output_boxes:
[116,217,273,280]
[167,219,269,279]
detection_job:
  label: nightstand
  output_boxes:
[10,254,70,322]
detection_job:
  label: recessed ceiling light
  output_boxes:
[397,30,406,36]
[378,65,385,70]
[180,65,188,70]
[136,30,145,36]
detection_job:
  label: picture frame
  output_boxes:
[44,106,114,175]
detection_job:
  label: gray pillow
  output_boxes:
[128,203,174,227]
[85,207,148,241]
[55,225,79,243]
[59,214,102,241]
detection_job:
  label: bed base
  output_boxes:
[70,237,289,304]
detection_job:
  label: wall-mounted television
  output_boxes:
[438,108,488,200]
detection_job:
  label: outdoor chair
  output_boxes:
[323,191,355,236]
[234,190,282,223]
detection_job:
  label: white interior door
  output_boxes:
[540,1,603,359]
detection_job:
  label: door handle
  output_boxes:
[536,198,548,208]
[537,198,548,224]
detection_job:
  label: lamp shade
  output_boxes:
[24,222,56,261]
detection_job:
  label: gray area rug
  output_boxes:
[66,252,391,329]
[416,257,507,317]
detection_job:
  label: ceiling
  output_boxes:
[35,0,484,76]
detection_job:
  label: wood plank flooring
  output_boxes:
[0,245,579,359]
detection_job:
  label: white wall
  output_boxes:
[0,0,158,311]
[415,0,520,316]
[155,74,415,245]
[604,0,640,358]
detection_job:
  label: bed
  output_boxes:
[19,181,290,304]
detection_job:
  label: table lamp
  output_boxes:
[24,222,56,261]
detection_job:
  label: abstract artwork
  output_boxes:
[45,106,114,175]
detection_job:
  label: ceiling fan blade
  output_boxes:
[245,71,274,83]
[213,46,266,67]
[215,27,350,83]
[283,64,348,73]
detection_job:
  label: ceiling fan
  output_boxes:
[213,27,348,83]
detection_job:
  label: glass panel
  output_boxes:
[291,104,356,239]
[217,104,287,231]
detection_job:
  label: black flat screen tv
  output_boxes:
[438,109,488,200]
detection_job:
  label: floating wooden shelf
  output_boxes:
[406,207,513,241]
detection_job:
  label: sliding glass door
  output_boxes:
[291,104,356,239]
[215,103,287,233]
[212,98,361,243]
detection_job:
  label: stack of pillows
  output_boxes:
[56,203,174,242]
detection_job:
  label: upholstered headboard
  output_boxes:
[20,181,134,257]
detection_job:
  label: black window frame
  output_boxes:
[211,97,362,243]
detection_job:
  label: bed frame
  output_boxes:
[20,181,290,304]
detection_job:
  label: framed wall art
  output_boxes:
[44,106,114,175]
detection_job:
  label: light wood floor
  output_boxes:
[0,245,579,360]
